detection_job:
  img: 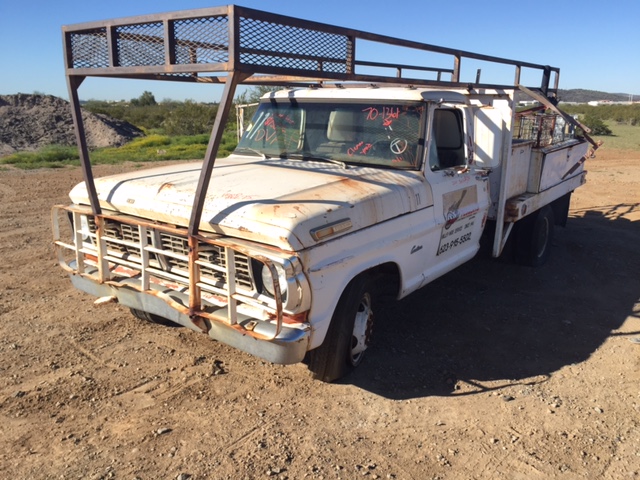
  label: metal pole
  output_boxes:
[541,65,551,96]
[452,54,461,83]
[188,71,248,236]
[66,75,101,215]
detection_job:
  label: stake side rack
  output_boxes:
[63,4,562,235]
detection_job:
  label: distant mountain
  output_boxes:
[557,89,637,103]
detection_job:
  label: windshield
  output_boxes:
[235,100,425,169]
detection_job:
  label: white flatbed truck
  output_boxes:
[53,6,598,381]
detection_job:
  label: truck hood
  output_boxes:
[69,156,433,251]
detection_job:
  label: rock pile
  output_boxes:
[0,94,143,156]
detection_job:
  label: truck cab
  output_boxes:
[236,87,490,285]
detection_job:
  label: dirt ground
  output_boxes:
[1,148,639,480]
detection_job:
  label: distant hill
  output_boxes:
[557,89,637,103]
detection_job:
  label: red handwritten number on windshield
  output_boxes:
[363,106,400,127]
[363,107,379,120]
[382,107,400,127]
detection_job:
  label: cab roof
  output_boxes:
[264,87,471,104]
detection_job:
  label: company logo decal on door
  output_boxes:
[437,186,479,256]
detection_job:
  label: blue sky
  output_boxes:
[1,0,638,102]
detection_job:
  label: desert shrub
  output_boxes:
[580,115,613,136]
[162,101,218,136]
[127,135,171,148]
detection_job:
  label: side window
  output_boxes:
[429,108,466,170]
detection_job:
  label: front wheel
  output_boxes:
[130,308,180,327]
[308,275,376,382]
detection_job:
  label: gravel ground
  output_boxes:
[0,148,639,479]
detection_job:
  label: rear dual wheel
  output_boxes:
[515,205,555,267]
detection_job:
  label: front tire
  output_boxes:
[130,308,180,327]
[309,275,376,382]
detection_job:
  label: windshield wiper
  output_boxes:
[234,147,271,159]
[288,153,348,169]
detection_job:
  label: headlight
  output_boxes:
[261,263,288,298]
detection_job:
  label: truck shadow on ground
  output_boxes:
[347,204,640,399]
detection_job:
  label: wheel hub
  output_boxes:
[350,292,373,365]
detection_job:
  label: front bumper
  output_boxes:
[69,271,310,365]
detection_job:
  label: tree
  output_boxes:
[131,91,157,107]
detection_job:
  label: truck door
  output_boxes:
[425,105,490,271]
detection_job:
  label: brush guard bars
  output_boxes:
[52,205,311,363]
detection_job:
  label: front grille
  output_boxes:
[86,218,255,292]
[199,247,254,289]
[103,220,143,257]
[158,232,254,290]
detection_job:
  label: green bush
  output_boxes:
[581,114,613,136]
[162,101,218,136]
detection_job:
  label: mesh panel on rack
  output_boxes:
[238,17,350,73]
[70,29,109,68]
[174,16,229,64]
[116,22,164,67]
